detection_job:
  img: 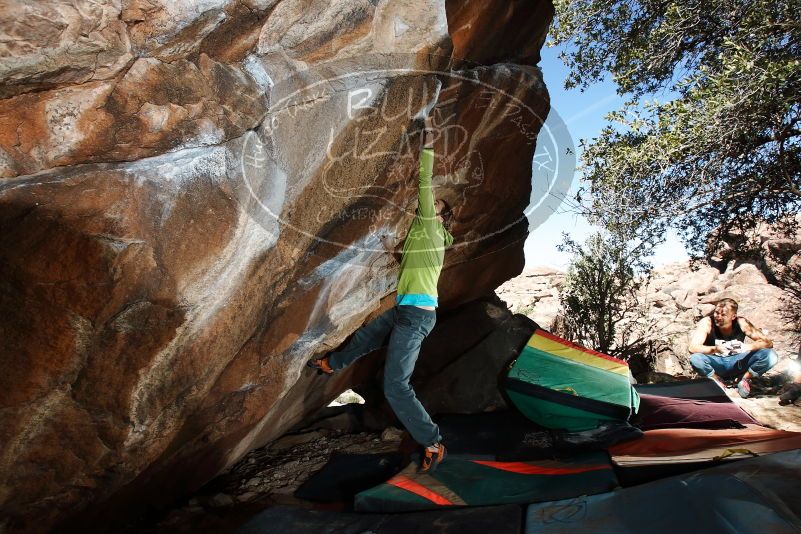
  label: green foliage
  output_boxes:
[558,232,651,357]
[552,0,801,257]
[514,303,537,316]
[780,262,801,339]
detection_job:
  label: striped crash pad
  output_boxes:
[609,424,801,467]
[354,452,618,513]
[610,424,801,485]
[524,449,801,534]
[506,330,640,432]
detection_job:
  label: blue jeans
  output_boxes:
[690,349,779,379]
[328,305,440,447]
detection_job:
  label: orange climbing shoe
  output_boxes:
[419,442,446,473]
[306,356,334,376]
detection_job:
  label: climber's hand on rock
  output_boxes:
[379,234,394,250]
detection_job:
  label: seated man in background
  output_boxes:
[688,298,778,398]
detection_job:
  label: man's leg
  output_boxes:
[690,353,738,379]
[383,307,439,448]
[326,307,397,371]
[743,348,779,376]
[689,353,716,377]
[731,348,780,398]
[720,349,779,398]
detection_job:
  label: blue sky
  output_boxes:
[524,43,689,269]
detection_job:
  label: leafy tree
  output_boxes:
[780,262,801,340]
[558,231,657,358]
[551,0,801,258]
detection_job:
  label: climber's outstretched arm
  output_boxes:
[418,116,436,221]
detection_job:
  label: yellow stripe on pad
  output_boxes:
[527,332,630,376]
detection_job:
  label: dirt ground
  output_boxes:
[129,425,407,533]
[710,371,801,432]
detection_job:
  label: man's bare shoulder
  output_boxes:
[691,316,712,337]
[688,315,713,351]
[738,316,763,335]
[697,316,713,329]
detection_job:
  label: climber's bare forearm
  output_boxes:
[423,115,435,149]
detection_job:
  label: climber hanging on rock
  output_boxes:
[307,104,454,474]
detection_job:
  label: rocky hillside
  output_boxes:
[496,265,564,328]
[497,260,799,376]
[0,1,554,531]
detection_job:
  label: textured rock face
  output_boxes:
[0,0,554,531]
[500,260,798,377]
[414,302,538,415]
[0,1,132,99]
[708,215,801,285]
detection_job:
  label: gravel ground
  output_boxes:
[133,426,407,533]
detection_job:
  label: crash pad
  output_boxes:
[525,449,801,533]
[610,425,801,465]
[506,330,639,432]
[632,392,759,430]
[294,452,407,502]
[355,452,618,513]
[431,411,641,461]
[609,424,801,485]
[633,378,728,402]
[238,504,523,534]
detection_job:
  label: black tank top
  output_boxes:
[704,317,746,346]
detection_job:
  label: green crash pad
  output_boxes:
[506,330,639,432]
[354,452,618,513]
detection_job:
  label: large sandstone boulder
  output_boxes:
[0,0,555,531]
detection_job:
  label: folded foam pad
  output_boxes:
[609,425,801,485]
[293,452,407,502]
[633,378,728,402]
[237,504,523,534]
[506,330,639,432]
[632,393,759,430]
[525,449,801,533]
[610,425,801,465]
[354,452,618,512]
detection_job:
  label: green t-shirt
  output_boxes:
[396,148,454,307]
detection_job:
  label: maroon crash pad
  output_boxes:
[632,393,759,431]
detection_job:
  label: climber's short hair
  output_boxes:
[716,298,739,314]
